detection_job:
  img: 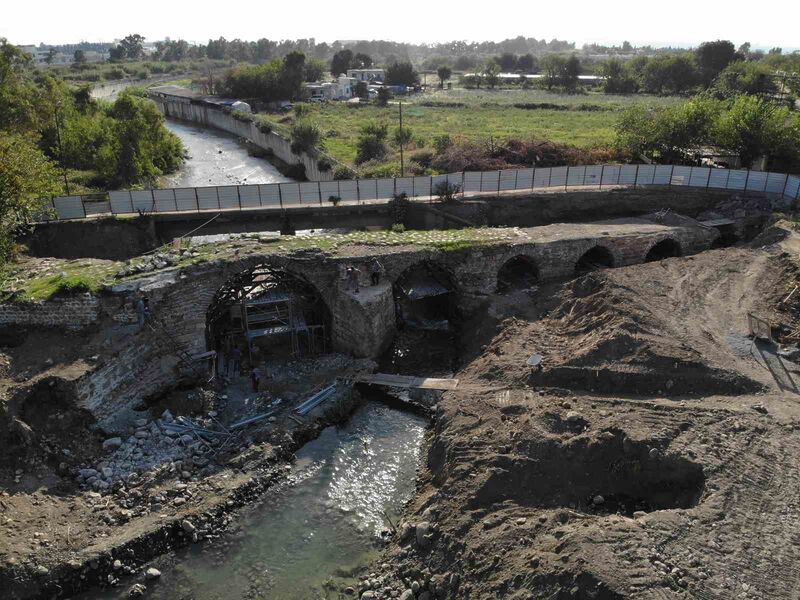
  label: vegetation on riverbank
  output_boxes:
[0,39,185,262]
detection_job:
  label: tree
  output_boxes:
[393,125,413,148]
[355,122,388,164]
[516,53,537,73]
[539,54,566,90]
[72,49,86,66]
[331,49,353,76]
[640,54,699,95]
[44,48,57,65]
[615,97,721,163]
[353,52,373,68]
[103,94,184,188]
[561,55,581,91]
[304,58,326,83]
[601,58,637,94]
[483,62,500,89]
[497,52,517,72]
[714,96,796,168]
[108,45,126,61]
[437,66,452,88]
[0,134,60,261]
[696,40,738,86]
[385,62,418,87]
[354,81,368,100]
[714,61,778,97]
[120,34,145,60]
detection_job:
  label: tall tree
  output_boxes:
[331,49,353,76]
[437,66,452,88]
[385,62,418,87]
[696,40,737,86]
[120,34,145,60]
[0,134,60,261]
[353,52,373,68]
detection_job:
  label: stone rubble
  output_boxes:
[74,409,221,491]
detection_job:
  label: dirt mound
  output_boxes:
[464,266,765,396]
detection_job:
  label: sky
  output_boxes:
[3,0,798,50]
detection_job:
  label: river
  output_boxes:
[162,119,291,189]
[81,402,426,599]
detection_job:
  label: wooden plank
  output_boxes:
[357,373,459,391]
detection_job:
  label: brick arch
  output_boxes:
[644,237,682,262]
[495,252,540,293]
[205,259,333,355]
[574,244,616,275]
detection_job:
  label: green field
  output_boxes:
[259,89,682,170]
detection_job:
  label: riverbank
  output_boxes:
[161,119,292,188]
[0,353,376,599]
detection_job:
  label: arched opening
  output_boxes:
[496,255,539,293]
[393,262,456,331]
[645,239,681,262]
[575,246,614,275]
[207,265,330,366]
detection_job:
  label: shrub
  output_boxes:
[290,122,323,157]
[355,122,389,164]
[328,195,341,206]
[54,276,92,296]
[333,165,356,180]
[388,192,410,226]
[410,149,435,169]
[294,103,310,119]
[434,181,462,202]
[256,120,273,134]
[317,157,333,172]
[391,223,406,233]
[432,134,453,154]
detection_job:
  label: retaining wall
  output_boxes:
[154,98,333,182]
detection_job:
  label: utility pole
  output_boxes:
[53,101,70,195]
[398,101,405,177]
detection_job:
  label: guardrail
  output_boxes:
[41,164,800,221]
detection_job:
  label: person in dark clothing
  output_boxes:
[370,259,384,285]
[228,346,242,377]
[251,367,262,392]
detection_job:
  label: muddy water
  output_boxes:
[162,119,292,188]
[84,402,426,600]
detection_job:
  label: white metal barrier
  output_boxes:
[43,165,800,221]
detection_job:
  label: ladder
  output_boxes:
[145,314,205,378]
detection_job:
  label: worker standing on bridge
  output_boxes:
[136,295,150,329]
[370,259,384,285]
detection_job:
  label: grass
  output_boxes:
[258,89,683,169]
[0,259,118,301]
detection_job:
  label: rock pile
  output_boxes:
[74,410,219,491]
[115,249,197,279]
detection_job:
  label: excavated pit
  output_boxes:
[468,432,705,516]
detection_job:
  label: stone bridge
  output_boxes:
[68,217,717,430]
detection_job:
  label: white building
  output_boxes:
[304,75,357,100]
[346,68,385,82]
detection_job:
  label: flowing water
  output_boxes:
[162,119,291,188]
[83,402,426,600]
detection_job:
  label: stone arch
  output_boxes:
[644,238,682,262]
[575,245,615,275]
[392,260,458,330]
[206,263,331,361]
[496,254,540,293]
